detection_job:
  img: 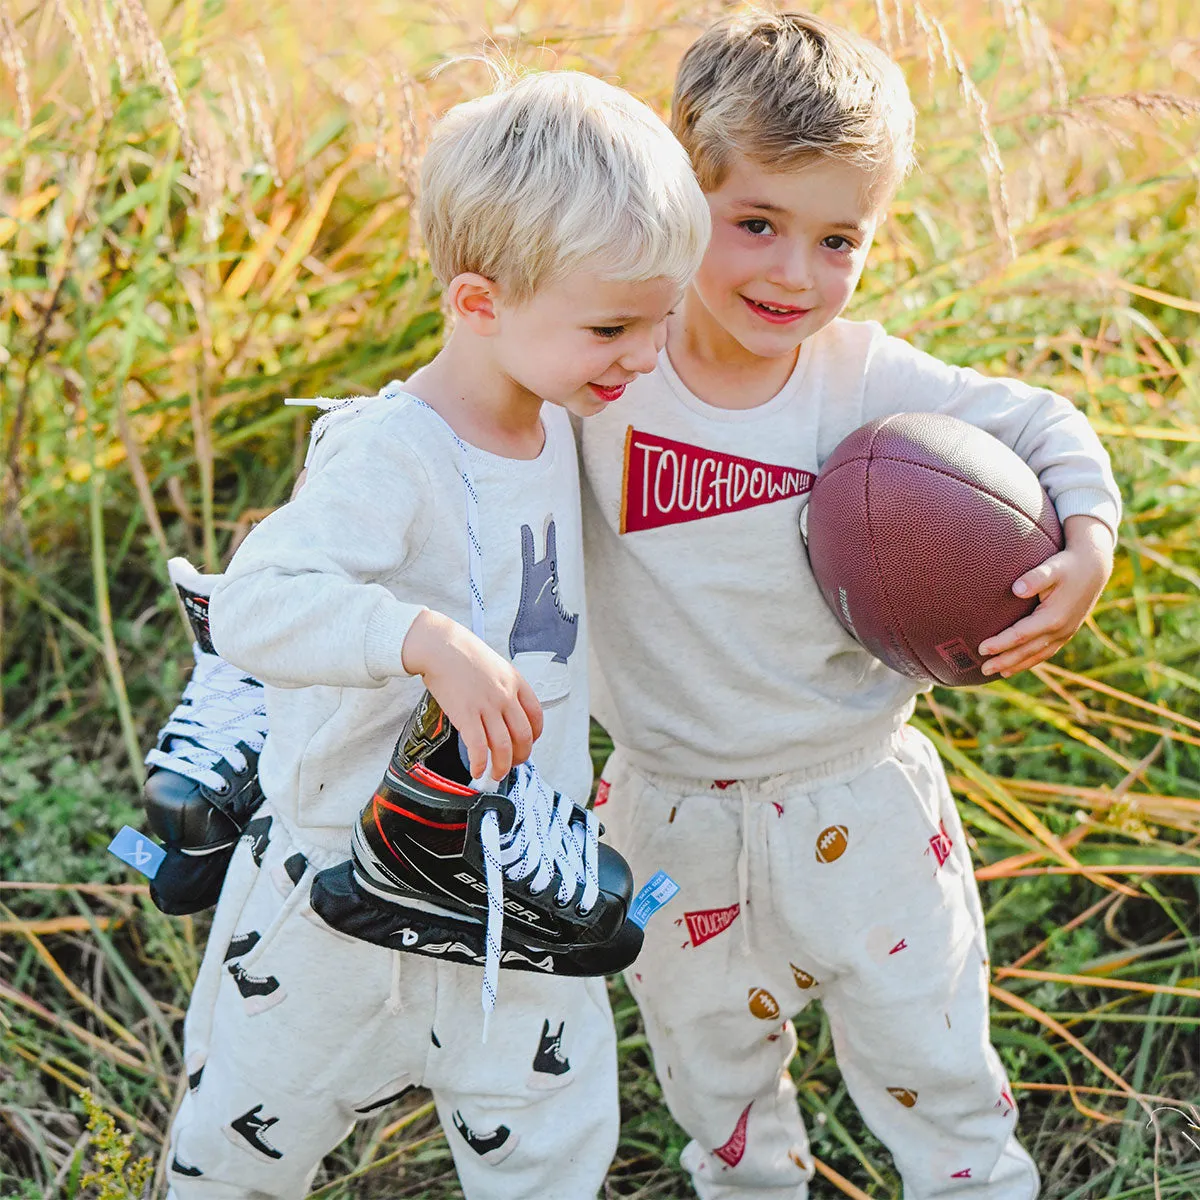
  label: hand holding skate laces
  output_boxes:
[309,691,645,1024]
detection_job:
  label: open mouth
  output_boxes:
[588,383,627,402]
[741,296,811,324]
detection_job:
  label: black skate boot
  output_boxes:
[142,558,268,915]
[310,692,644,1002]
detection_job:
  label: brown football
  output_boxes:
[803,413,1063,686]
[815,825,849,863]
[748,987,780,1020]
[790,964,818,989]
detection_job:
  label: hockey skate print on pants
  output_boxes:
[141,558,269,915]
[309,691,644,1017]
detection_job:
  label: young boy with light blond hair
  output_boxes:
[160,69,708,1198]
[580,12,1120,1198]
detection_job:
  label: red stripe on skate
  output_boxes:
[373,793,469,829]
[409,763,477,797]
[373,806,415,871]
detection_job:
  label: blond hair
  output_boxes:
[672,11,915,194]
[420,71,710,303]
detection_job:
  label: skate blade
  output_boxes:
[309,861,644,977]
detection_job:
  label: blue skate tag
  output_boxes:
[107,826,166,880]
[629,870,680,929]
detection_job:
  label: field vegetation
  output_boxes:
[1,0,1198,1196]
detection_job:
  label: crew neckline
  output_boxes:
[384,384,560,474]
[657,337,814,422]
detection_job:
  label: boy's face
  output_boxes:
[690,154,886,361]
[494,270,681,418]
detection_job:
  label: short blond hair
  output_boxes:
[672,11,915,194]
[420,71,710,303]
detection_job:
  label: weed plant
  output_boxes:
[1,1,1198,1196]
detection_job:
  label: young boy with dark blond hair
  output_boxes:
[580,12,1119,1198]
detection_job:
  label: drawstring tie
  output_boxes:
[735,781,753,954]
[387,950,403,1015]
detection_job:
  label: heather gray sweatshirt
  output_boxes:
[210,389,591,858]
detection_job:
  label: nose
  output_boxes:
[619,327,661,375]
[768,240,815,292]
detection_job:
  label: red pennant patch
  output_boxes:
[677,903,741,947]
[926,819,953,868]
[714,1102,753,1167]
[620,427,814,533]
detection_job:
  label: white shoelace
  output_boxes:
[144,645,268,794]
[478,763,601,1039]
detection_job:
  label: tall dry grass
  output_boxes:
[1,1,1198,1196]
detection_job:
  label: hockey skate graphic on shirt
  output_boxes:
[241,814,272,868]
[225,1104,283,1161]
[272,851,308,895]
[453,1110,519,1164]
[528,1019,572,1089]
[223,928,285,1015]
[508,517,578,705]
[186,1050,206,1092]
[620,427,814,533]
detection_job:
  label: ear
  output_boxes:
[445,272,501,335]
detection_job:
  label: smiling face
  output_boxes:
[492,269,682,418]
[687,154,887,366]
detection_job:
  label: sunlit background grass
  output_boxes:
[1,0,1199,1196]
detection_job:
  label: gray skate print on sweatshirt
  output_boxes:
[508,517,578,705]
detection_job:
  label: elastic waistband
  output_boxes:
[617,727,912,801]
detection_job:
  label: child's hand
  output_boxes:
[401,610,543,778]
[978,515,1114,679]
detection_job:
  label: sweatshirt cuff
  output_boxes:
[1053,488,1121,544]
[364,595,427,681]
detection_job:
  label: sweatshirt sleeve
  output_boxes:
[209,415,435,689]
[861,328,1122,540]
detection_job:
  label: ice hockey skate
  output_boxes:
[309,691,645,991]
[142,557,268,914]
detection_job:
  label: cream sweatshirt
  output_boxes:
[580,318,1121,781]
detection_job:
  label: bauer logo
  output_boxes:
[620,427,814,533]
